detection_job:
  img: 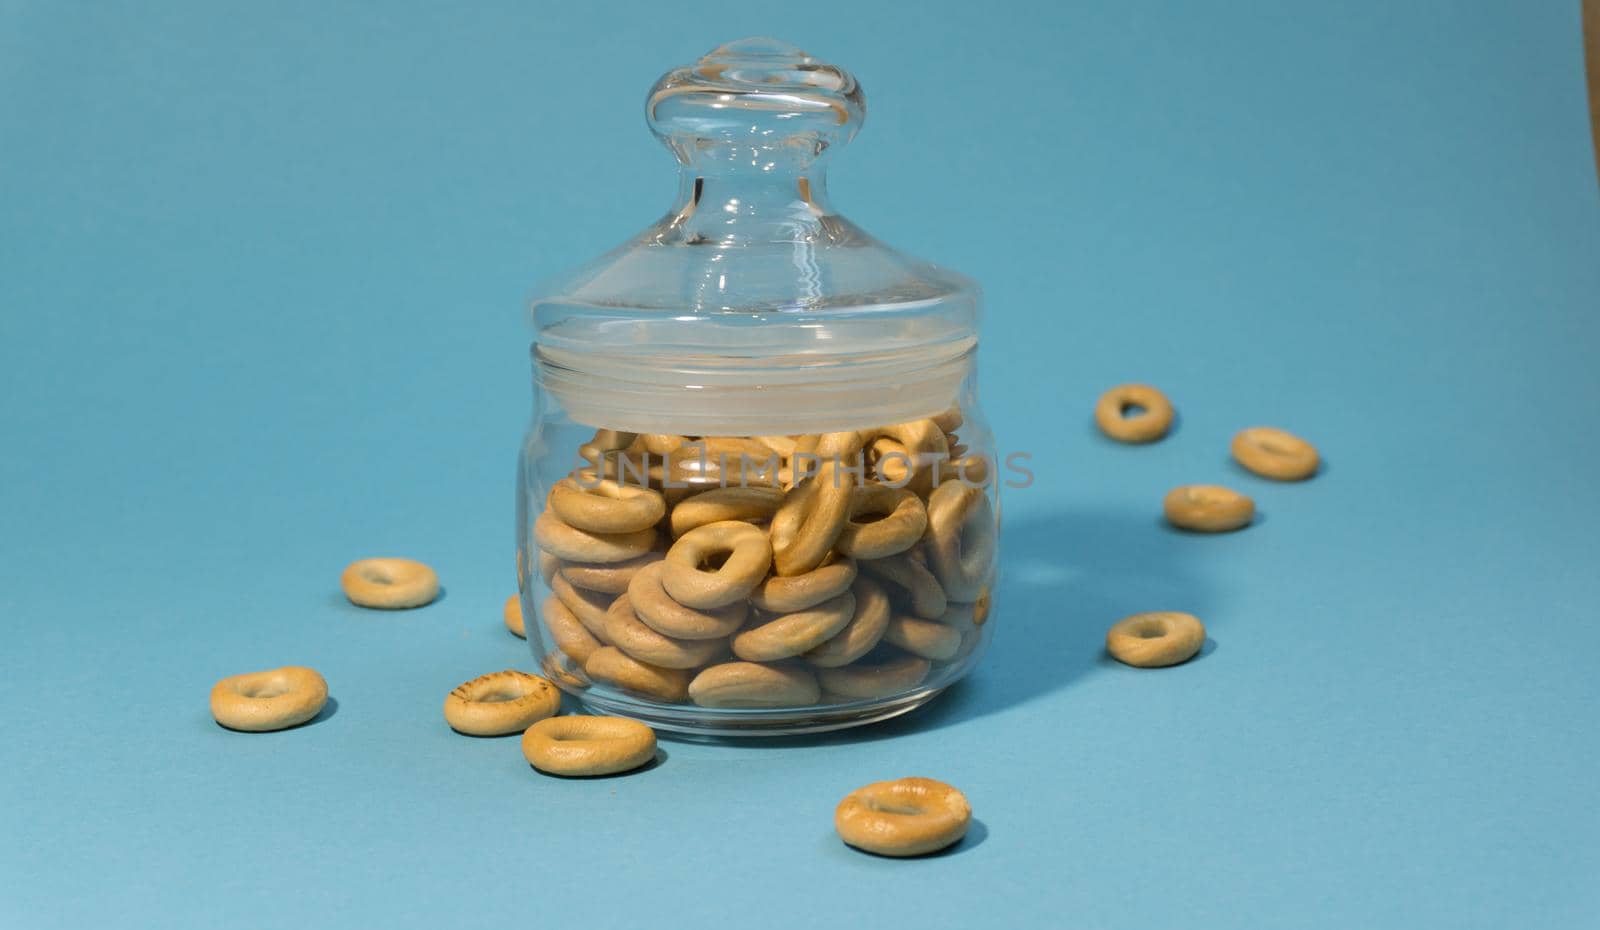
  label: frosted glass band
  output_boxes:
[536,338,975,435]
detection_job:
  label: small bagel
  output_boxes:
[1094,383,1174,443]
[589,452,665,491]
[1232,427,1319,481]
[662,521,772,609]
[688,662,821,708]
[770,462,857,576]
[931,406,964,433]
[540,651,587,690]
[1163,484,1255,532]
[836,484,928,559]
[559,550,665,595]
[856,419,949,474]
[731,591,856,662]
[340,558,439,609]
[210,666,328,732]
[897,452,990,499]
[754,435,801,457]
[942,454,992,488]
[1106,611,1206,667]
[583,646,691,703]
[861,550,948,619]
[603,594,728,669]
[548,477,665,534]
[504,594,525,638]
[640,434,687,455]
[805,576,892,667]
[537,551,561,586]
[669,486,784,538]
[876,443,962,498]
[551,572,616,644]
[577,429,639,465]
[835,777,971,857]
[627,561,747,640]
[813,430,868,459]
[535,511,656,564]
[521,715,657,776]
[750,556,857,613]
[780,435,821,488]
[443,670,560,736]
[542,595,603,664]
[587,428,639,451]
[817,651,931,699]
[924,482,996,602]
[883,613,964,661]
[867,436,915,485]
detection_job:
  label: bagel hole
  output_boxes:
[361,568,394,585]
[866,799,926,816]
[1118,402,1148,419]
[1249,433,1296,456]
[478,688,524,703]
[851,504,896,526]
[874,463,910,483]
[1134,623,1169,639]
[698,550,733,572]
[239,683,290,699]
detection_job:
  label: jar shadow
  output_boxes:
[748,507,1220,746]
[1226,455,1331,481]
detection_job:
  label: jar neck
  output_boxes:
[664,146,833,245]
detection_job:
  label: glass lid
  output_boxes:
[531,37,980,435]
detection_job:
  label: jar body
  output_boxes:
[516,372,998,736]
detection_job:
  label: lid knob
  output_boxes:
[646,37,865,168]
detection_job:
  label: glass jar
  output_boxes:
[516,37,996,736]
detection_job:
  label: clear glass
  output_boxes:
[516,37,996,735]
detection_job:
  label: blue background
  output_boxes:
[3,2,1597,928]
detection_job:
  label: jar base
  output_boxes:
[568,685,950,738]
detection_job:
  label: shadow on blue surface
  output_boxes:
[210,696,340,733]
[526,748,670,779]
[1095,636,1218,671]
[730,508,1220,747]
[309,696,340,726]
[329,587,450,612]
[1158,511,1268,532]
[822,818,989,862]
[1226,454,1331,482]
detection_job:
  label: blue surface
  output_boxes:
[3,2,1598,928]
